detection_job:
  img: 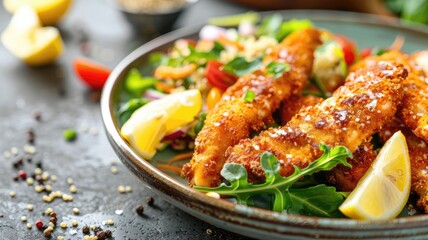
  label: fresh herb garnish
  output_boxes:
[195,144,352,216]
[256,14,283,37]
[118,98,150,124]
[222,57,262,77]
[276,19,313,42]
[243,90,256,102]
[194,113,207,135]
[125,68,157,96]
[386,0,428,24]
[266,62,290,78]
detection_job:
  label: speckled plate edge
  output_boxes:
[101,10,428,239]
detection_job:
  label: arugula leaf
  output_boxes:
[223,57,262,77]
[266,62,290,78]
[243,90,256,102]
[195,144,352,215]
[211,41,226,57]
[276,19,313,42]
[125,68,157,96]
[118,98,149,124]
[287,185,346,217]
[256,14,283,37]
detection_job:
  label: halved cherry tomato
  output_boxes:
[73,58,111,90]
[206,61,238,91]
[333,34,357,66]
[206,87,224,111]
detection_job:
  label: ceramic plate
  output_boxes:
[101,10,428,239]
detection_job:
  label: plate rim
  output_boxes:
[101,9,428,238]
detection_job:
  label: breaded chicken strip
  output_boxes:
[379,117,428,214]
[226,58,407,183]
[351,51,428,142]
[182,29,322,187]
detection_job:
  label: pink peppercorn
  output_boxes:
[35,220,43,229]
[18,170,27,180]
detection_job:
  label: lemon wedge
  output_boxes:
[121,89,202,160]
[339,131,411,220]
[4,0,73,25]
[1,6,64,66]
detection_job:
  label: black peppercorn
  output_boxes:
[136,205,144,216]
[97,231,106,240]
[82,226,90,234]
[146,197,154,206]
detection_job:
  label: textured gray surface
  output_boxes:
[0,0,253,239]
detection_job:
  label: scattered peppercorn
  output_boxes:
[71,220,78,227]
[60,222,67,229]
[82,226,90,234]
[136,205,144,216]
[18,170,27,180]
[97,230,106,240]
[13,176,19,181]
[21,216,27,222]
[146,197,154,206]
[105,219,113,225]
[33,111,41,121]
[43,227,53,237]
[27,129,35,144]
[206,228,213,235]
[13,159,23,169]
[105,230,112,238]
[35,220,43,229]
[50,217,57,224]
[26,223,32,229]
[72,208,80,215]
[118,185,125,193]
[63,129,77,141]
[9,191,16,198]
[35,162,43,169]
[27,204,33,211]
[69,185,77,193]
[125,186,132,193]
[57,236,65,240]
[50,212,57,218]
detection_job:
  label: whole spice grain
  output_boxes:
[97,231,106,240]
[93,226,103,234]
[105,230,112,238]
[82,226,90,234]
[136,205,144,216]
[27,129,35,144]
[33,111,41,121]
[35,220,44,229]
[43,227,53,237]
[146,197,154,206]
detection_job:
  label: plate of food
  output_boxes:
[101,10,428,239]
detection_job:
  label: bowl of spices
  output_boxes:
[111,0,198,37]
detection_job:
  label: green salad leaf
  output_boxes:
[125,68,157,96]
[193,113,207,135]
[266,62,290,78]
[223,57,262,77]
[276,19,313,42]
[195,144,352,216]
[118,98,149,124]
[256,14,283,37]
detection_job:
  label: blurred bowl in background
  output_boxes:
[109,0,199,38]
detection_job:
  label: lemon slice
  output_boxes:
[1,6,64,66]
[4,0,73,26]
[121,89,202,160]
[339,131,411,220]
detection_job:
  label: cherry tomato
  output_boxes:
[206,61,238,91]
[333,34,357,66]
[73,58,111,90]
[206,87,224,111]
[359,48,373,59]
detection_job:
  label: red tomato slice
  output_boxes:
[206,61,238,91]
[334,34,357,66]
[73,58,111,90]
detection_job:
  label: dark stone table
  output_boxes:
[0,0,254,239]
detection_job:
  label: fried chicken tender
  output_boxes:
[379,117,428,214]
[182,28,322,187]
[351,51,428,142]
[226,58,407,183]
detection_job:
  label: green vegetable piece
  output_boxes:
[276,19,313,42]
[195,144,352,215]
[402,0,428,24]
[385,0,405,14]
[266,62,290,78]
[256,14,283,36]
[223,57,262,77]
[148,52,167,68]
[371,47,387,56]
[118,98,150,125]
[287,185,346,217]
[63,129,77,141]
[208,11,260,27]
[194,113,207,135]
[125,68,157,96]
[243,90,256,102]
[211,41,226,57]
